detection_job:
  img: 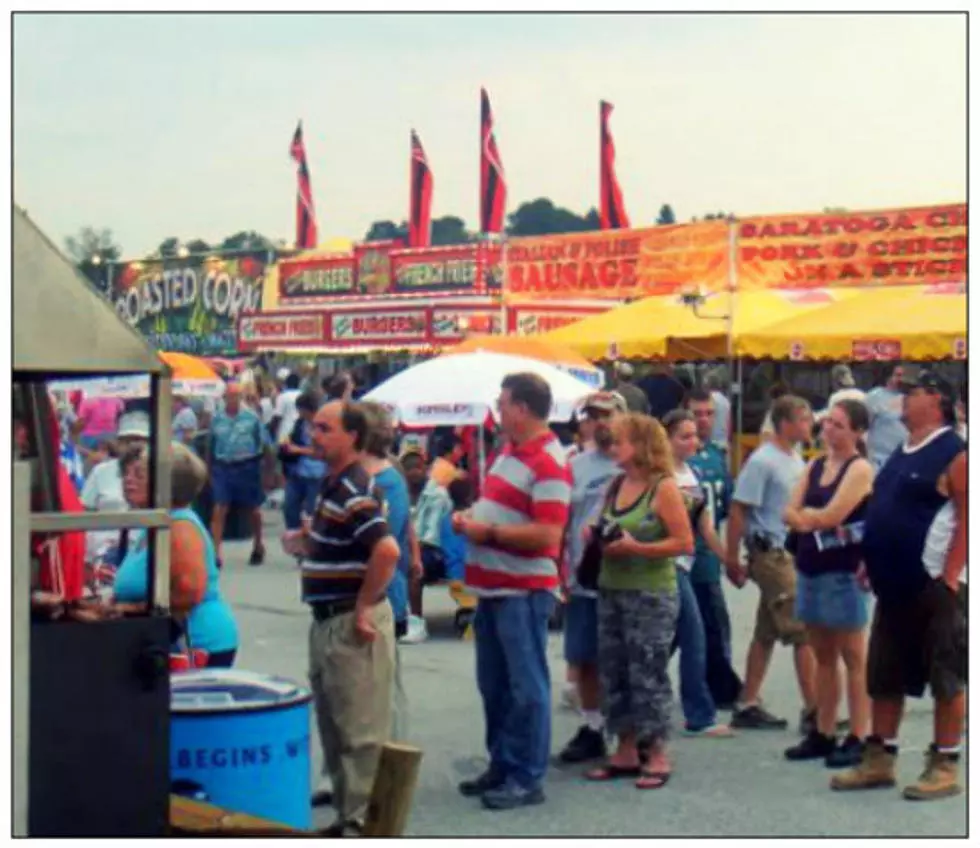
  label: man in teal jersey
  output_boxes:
[686,389,743,709]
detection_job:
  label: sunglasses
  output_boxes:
[584,408,613,420]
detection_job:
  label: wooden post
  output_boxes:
[361,742,424,838]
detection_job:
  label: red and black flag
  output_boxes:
[480,88,507,235]
[289,121,318,249]
[409,130,433,248]
[599,101,630,230]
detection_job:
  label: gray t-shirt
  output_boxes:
[565,448,620,597]
[865,386,908,471]
[732,441,805,548]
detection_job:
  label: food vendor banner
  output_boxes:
[278,254,356,300]
[391,243,501,296]
[737,204,967,289]
[504,222,728,301]
[112,254,266,356]
[240,313,327,347]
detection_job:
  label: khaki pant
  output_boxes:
[308,600,396,825]
[747,549,807,647]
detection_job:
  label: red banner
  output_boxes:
[738,204,967,289]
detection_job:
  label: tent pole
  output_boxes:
[726,219,739,469]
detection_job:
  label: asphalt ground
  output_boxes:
[216,509,968,838]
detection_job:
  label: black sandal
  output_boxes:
[585,763,642,782]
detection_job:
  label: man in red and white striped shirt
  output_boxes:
[453,373,572,811]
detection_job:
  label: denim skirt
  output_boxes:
[795,570,869,631]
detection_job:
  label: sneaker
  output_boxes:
[683,724,736,739]
[480,780,546,811]
[558,726,606,764]
[825,735,864,769]
[248,546,265,567]
[785,731,836,761]
[902,746,963,801]
[830,736,897,791]
[459,770,506,798]
[731,704,789,730]
[799,708,817,737]
[399,615,428,645]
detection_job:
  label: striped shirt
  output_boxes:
[465,431,572,595]
[301,461,391,603]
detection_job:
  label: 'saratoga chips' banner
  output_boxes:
[504,222,729,301]
[112,254,266,355]
[737,204,967,289]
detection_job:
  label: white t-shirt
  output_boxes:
[674,462,703,572]
[924,502,967,585]
[274,389,301,444]
[260,397,275,426]
[80,459,127,562]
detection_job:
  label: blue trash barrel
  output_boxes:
[170,670,313,830]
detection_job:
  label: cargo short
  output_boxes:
[868,580,968,701]
[747,549,807,648]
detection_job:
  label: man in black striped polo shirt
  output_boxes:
[283,399,399,836]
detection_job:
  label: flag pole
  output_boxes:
[499,233,508,337]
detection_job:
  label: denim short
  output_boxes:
[564,593,599,666]
[211,457,265,509]
[795,570,869,631]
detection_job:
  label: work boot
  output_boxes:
[902,746,963,801]
[830,736,897,791]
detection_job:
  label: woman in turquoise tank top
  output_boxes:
[584,413,694,790]
[113,442,239,667]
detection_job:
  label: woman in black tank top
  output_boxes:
[783,399,874,768]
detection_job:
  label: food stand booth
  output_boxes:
[13,205,174,836]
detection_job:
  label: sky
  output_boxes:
[13,12,967,259]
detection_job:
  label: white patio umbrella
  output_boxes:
[363,350,596,428]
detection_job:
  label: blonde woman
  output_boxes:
[586,413,694,790]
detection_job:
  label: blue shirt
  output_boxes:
[211,407,264,463]
[289,420,328,480]
[173,406,199,443]
[566,448,620,597]
[688,442,733,583]
[865,386,908,471]
[374,466,412,623]
[439,513,467,581]
[733,441,805,548]
[114,507,239,654]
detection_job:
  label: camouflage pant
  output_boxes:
[598,589,679,745]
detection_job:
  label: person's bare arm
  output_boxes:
[697,508,727,562]
[357,535,400,613]
[783,462,815,532]
[169,520,208,617]
[940,452,968,589]
[801,459,873,530]
[724,500,749,586]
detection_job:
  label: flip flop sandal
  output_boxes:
[636,769,671,790]
[584,763,642,782]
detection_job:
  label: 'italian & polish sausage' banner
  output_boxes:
[737,204,967,289]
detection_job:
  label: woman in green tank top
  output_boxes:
[585,413,694,790]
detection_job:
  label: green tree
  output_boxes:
[364,220,407,242]
[431,216,472,245]
[656,204,676,225]
[220,230,275,252]
[506,198,596,236]
[64,226,122,294]
[185,239,212,255]
[158,236,180,258]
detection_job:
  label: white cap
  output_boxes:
[276,367,292,382]
[117,411,151,440]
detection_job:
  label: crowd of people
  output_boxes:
[35,355,967,834]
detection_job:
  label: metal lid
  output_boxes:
[171,669,311,714]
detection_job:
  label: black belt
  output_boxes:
[310,597,382,622]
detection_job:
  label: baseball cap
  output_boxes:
[831,363,856,388]
[117,411,151,440]
[899,366,954,398]
[580,391,628,416]
[276,367,292,382]
[615,361,635,379]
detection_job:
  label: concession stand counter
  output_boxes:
[13,205,173,836]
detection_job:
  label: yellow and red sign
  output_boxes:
[504,222,729,301]
[737,204,967,289]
